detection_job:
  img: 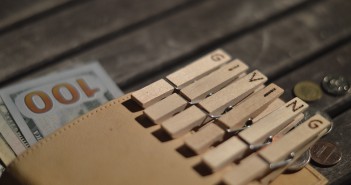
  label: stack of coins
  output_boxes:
[286,150,311,172]
[287,74,350,172]
[311,141,342,167]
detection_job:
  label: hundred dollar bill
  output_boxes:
[0,98,28,154]
[0,133,15,165]
[0,163,4,178]
[0,62,123,154]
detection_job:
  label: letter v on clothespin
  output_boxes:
[222,114,331,185]
[199,70,268,116]
[161,70,267,138]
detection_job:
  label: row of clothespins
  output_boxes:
[131,49,331,185]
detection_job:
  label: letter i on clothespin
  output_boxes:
[185,83,284,154]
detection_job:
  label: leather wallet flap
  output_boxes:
[2,94,327,185]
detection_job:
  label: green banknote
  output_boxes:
[0,62,123,156]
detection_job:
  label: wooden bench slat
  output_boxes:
[6,0,313,87]
[275,42,351,116]
[0,0,71,30]
[223,154,268,185]
[0,0,189,83]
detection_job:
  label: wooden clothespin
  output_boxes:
[131,79,174,108]
[166,49,231,89]
[184,84,283,154]
[199,70,267,115]
[131,49,231,108]
[219,83,284,130]
[161,70,267,138]
[203,97,308,171]
[144,93,188,123]
[180,59,248,103]
[222,114,331,185]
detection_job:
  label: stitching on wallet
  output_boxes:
[9,96,129,170]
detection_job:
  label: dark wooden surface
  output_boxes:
[0,0,350,184]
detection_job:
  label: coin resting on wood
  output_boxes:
[322,74,350,96]
[131,49,332,184]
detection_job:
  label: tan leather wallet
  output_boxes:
[1,49,328,185]
[0,50,330,185]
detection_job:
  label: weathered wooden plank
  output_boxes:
[274,42,351,184]
[0,0,71,31]
[0,0,191,84]
[274,42,351,117]
[123,0,351,93]
[312,109,351,184]
[83,0,351,91]
[1,0,311,86]
[222,0,351,79]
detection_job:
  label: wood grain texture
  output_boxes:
[199,70,267,115]
[274,42,351,117]
[259,114,330,164]
[144,93,187,123]
[0,0,190,84]
[313,109,351,185]
[223,114,330,185]
[203,136,248,171]
[161,106,207,138]
[180,59,248,102]
[94,0,351,92]
[218,83,283,130]
[223,154,268,185]
[166,49,231,89]
[184,123,225,154]
[0,0,350,183]
[7,0,310,88]
[131,79,174,108]
[112,0,351,93]
[0,0,71,30]
[223,0,351,79]
[239,97,308,146]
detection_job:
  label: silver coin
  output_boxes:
[286,149,311,172]
[293,108,333,136]
[322,75,350,96]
